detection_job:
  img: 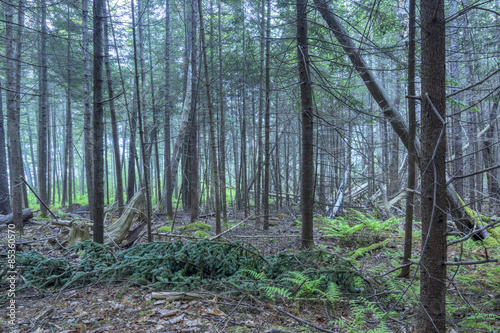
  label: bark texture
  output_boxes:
[419,0,447,330]
[297,0,314,248]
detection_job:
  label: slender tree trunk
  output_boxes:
[131,0,152,242]
[255,0,265,225]
[218,0,228,222]
[4,0,20,226]
[418,0,447,330]
[92,0,105,243]
[27,113,38,191]
[147,12,162,208]
[15,0,28,209]
[297,0,314,248]
[104,6,124,216]
[400,0,416,279]
[263,0,271,230]
[187,0,199,222]
[163,0,173,217]
[0,79,11,215]
[82,0,94,220]
[199,0,220,233]
[62,4,72,207]
[450,0,463,198]
[38,0,49,217]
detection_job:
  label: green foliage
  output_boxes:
[317,209,402,241]
[348,239,390,260]
[157,226,172,233]
[458,313,500,332]
[193,230,210,238]
[330,298,394,333]
[178,221,213,232]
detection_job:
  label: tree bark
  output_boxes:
[104,5,124,216]
[297,0,314,248]
[92,0,105,243]
[418,0,447,330]
[62,4,73,207]
[0,79,11,215]
[263,0,271,231]
[82,0,94,221]
[400,0,416,279]
[5,0,21,228]
[163,0,173,217]
[38,0,49,218]
[219,0,228,221]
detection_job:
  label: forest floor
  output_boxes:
[1,203,499,333]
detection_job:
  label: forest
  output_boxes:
[1,0,499,331]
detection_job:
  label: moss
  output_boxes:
[157,226,172,233]
[178,221,212,231]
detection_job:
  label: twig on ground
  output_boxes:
[275,306,336,333]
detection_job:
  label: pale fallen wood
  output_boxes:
[151,292,203,301]
[329,166,350,218]
[52,220,92,228]
[60,222,91,248]
[387,188,409,209]
[104,190,144,245]
[0,208,33,224]
[230,234,299,239]
[56,191,144,246]
[210,215,256,241]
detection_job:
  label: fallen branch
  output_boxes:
[151,292,203,301]
[275,306,336,333]
[445,258,498,266]
[210,215,256,241]
[21,176,57,220]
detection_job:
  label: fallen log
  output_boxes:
[0,208,33,224]
[104,190,144,245]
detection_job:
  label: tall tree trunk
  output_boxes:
[255,0,265,225]
[93,0,105,243]
[199,0,221,234]
[163,0,173,217]
[400,0,416,279]
[0,79,11,215]
[104,5,124,216]
[419,0,447,330]
[219,0,228,222]
[147,12,162,208]
[62,4,72,207]
[82,0,94,220]
[450,0,463,198]
[16,0,28,209]
[4,0,20,226]
[188,1,199,223]
[297,0,314,248]
[263,0,271,230]
[38,0,49,217]
[132,0,152,242]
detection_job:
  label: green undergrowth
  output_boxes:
[315,209,403,245]
[0,240,367,297]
